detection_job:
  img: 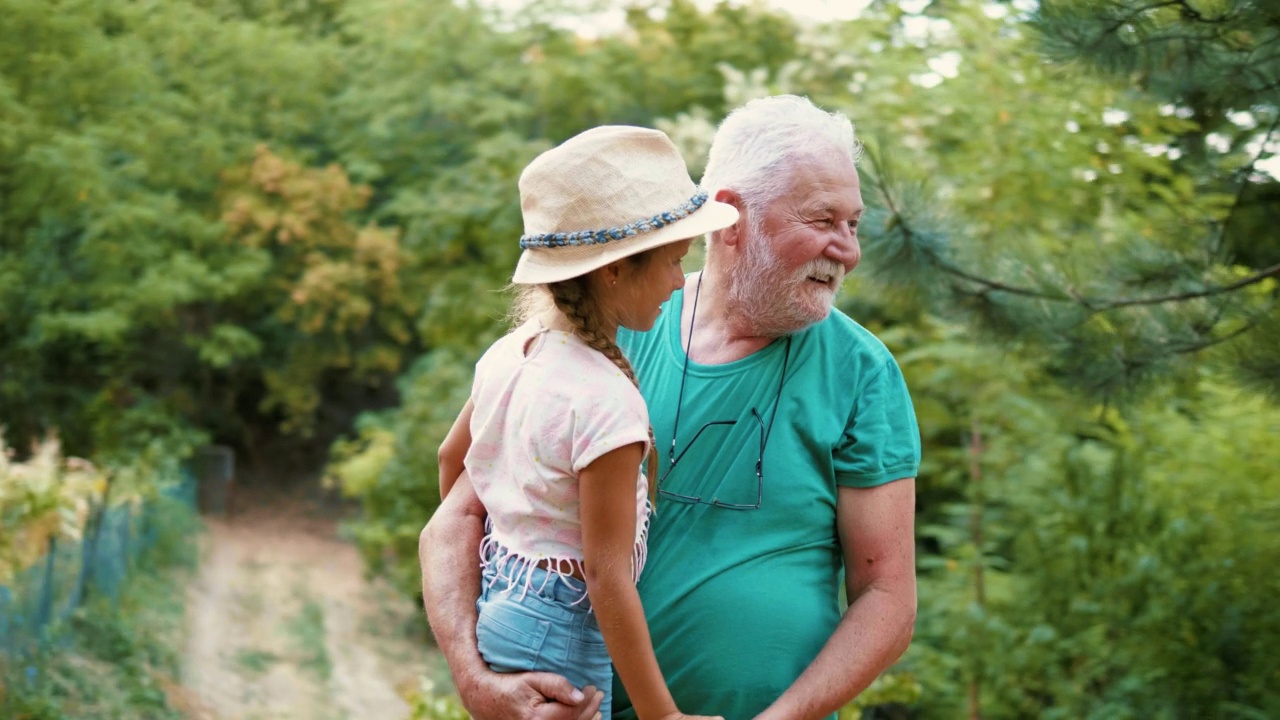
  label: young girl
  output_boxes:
[436,126,738,720]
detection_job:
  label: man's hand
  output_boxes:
[421,474,605,720]
[461,673,603,720]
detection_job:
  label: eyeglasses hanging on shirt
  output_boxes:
[655,275,791,511]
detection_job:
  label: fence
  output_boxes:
[0,470,198,662]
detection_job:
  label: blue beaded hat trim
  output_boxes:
[519,190,709,249]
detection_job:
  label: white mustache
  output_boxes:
[799,258,845,284]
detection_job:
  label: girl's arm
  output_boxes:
[438,399,474,498]
[580,443,711,720]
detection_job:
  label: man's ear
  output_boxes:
[714,188,748,248]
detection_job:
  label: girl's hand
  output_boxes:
[658,714,724,720]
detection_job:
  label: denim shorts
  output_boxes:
[476,564,613,718]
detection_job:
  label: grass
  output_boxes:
[234,648,280,676]
[287,596,332,680]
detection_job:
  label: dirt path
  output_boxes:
[180,498,447,720]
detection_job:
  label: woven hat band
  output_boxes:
[519,191,709,249]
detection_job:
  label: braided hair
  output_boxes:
[547,275,660,502]
[511,252,661,503]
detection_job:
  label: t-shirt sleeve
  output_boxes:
[833,357,921,488]
[570,382,651,473]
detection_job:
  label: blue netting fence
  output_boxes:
[0,469,198,661]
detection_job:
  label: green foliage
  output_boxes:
[405,677,470,720]
[0,0,342,458]
[0,434,102,583]
[287,597,332,680]
[840,669,923,717]
[215,144,416,434]
[0,0,812,464]
[0,490,197,719]
[834,0,1280,399]
[1036,0,1280,111]
[234,648,281,676]
[330,347,480,595]
[885,313,1280,718]
[1,582,188,720]
[0,432,194,588]
[5,1,1279,717]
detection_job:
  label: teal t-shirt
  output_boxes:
[613,287,921,720]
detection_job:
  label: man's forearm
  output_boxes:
[755,585,916,720]
[420,503,488,699]
[420,478,603,720]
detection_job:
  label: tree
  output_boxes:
[0,0,368,463]
[212,145,415,438]
[856,0,1279,399]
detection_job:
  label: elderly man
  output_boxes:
[421,95,920,720]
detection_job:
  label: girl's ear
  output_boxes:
[597,261,624,287]
[714,188,748,248]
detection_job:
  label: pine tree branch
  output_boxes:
[1104,1,1182,30]
[941,264,1065,300]
[1252,77,1280,92]
[1245,34,1280,58]
[864,102,1279,359]
[1048,0,1267,76]
[1166,317,1258,357]
[1101,0,1236,30]
[1169,0,1236,24]
[1079,2,1181,55]
[873,167,1279,311]
[940,113,1280,312]
[1093,263,1280,310]
[862,146,1068,302]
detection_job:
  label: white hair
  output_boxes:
[700,95,861,211]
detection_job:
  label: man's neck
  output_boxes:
[681,270,777,364]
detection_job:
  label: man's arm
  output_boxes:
[753,478,917,720]
[419,472,604,720]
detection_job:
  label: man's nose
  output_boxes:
[827,232,861,271]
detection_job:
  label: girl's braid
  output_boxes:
[549,278,660,499]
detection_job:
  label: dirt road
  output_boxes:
[180,498,446,720]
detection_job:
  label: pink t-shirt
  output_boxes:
[467,319,652,583]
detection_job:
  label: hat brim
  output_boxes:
[512,199,739,285]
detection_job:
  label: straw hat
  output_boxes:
[512,126,739,285]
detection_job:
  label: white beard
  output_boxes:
[726,222,844,337]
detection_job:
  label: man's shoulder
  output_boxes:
[804,306,897,366]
